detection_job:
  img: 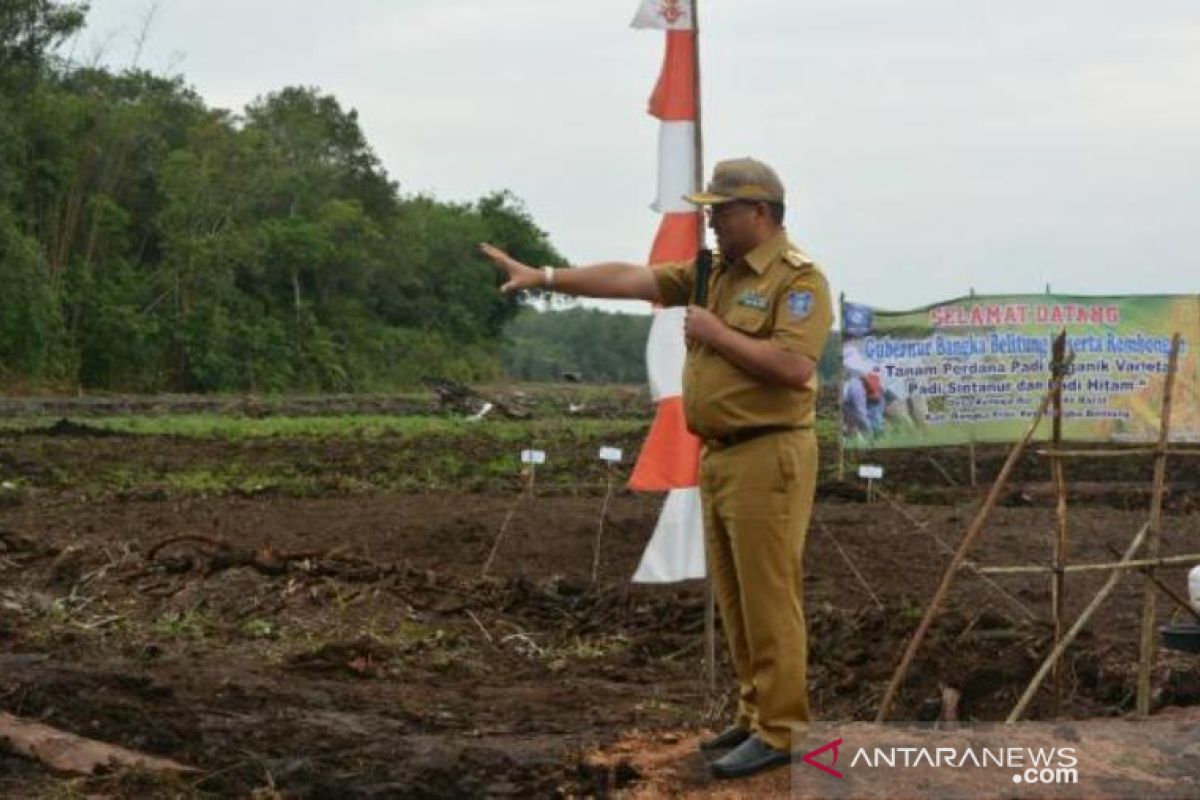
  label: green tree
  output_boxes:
[501,307,653,383]
[0,0,87,88]
[0,4,575,393]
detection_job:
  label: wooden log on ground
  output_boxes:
[0,711,197,776]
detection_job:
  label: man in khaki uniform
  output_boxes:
[480,158,833,780]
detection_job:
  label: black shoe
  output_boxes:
[710,735,791,779]
[699,725,751,752]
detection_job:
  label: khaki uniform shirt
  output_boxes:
[651,229,833,440]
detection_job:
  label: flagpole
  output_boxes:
[689,0,718,697]
[691,0,706,255]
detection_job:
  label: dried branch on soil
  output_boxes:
[422,378,531,419]
[145,535,380,580]
[0,711,197,776]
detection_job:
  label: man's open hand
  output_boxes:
[479,243,543,294]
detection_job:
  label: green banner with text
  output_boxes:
[840,294,1200,449]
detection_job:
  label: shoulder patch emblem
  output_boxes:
[787,290,814,321]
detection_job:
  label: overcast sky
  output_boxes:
[78,1,1200,316]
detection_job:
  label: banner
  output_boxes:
[840,294,1200,449]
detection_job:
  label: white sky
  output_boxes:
[78,1,1200,316]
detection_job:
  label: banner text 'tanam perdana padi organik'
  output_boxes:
[839,294,1200,449]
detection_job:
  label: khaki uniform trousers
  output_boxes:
[699,427,816,750]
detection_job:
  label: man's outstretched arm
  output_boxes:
[479,243,663,303]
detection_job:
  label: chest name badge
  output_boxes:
[787,290,814,320]
[736,290,769,311]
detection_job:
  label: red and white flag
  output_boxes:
[630,0,695,31]
[629,1,706,583]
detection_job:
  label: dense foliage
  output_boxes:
[502,307,653,383]
[1,2,837,393]
[0,1,565,392]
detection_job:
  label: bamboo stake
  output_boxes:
[590,464,616,584]
[875,335,1068,722]
[1006,523,1150,723]
[1050,331,1069,717]
[482,465,535,578]
[837,291,847,483]
[967,287,979,491]
[1035,448,1156,458]
[1036,448,1200,458]
[1108,545,1200,625]
[705,578,717,692]
[1137,333,1181,715]
[976,552,1200,575]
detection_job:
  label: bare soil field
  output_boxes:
[0,393,1197,797]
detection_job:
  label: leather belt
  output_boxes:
[704,425,809,450]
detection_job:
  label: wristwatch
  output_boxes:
[542,266,555,289]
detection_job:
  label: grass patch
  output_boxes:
[0,413,649,441]
[0,399,852,498]
[153,609,216,640]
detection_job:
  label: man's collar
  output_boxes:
[743,228,788,275]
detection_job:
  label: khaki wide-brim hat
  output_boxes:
[684,157,786,205]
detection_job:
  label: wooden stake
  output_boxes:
[706,578,717,692]
[482,466,535,578]
[1138,334,1182,715]
[967,288,979,491]
[1035,447,1157,458]
[1007,523,1150,723]
[1108,544,1200,625]
[837,294,847,483]
[875,335,1068,722]
[1050,330,1069,718]
[591,465,616,584]
[940,686,962,723]
[1037,447,1200,458]
[976,552,1200,575]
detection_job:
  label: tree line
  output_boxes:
[0,2,838,393]
[0,0,563,392]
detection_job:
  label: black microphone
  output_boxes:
[694,248,713,307]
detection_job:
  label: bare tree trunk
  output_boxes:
[293,268,302,325]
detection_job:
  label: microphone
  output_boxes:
[694,248,713,307]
